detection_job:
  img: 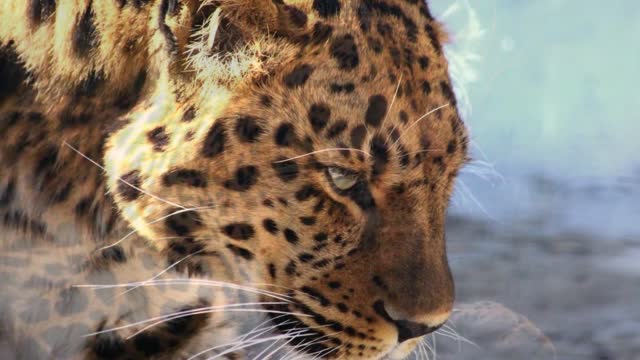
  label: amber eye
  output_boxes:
[327,167,358,191]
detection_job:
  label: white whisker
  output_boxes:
[383,73,404,133]
[62,141,186,209]
[96,205,214,250]
[74,278,293,303]
[273,148,371,163]
[115,249,206,298]
[393,104,450,147]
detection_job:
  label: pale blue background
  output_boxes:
[432,1,640,238]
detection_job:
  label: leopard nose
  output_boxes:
[394,319,444,343]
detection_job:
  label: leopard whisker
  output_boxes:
[293,335,343,360]
[82,305,307,339]
[62,141,186,209]
[96,205,215,251]
[204,331,318,360]
[422,336,436,359]
[437,326,479,349]
[74,278,294,303]
[187,318,296,360]
[114,248,206,298]
[382,73,404,135]
[273,148,371,163]
[252,326,326,360]
[126,303,293,340]
[393,103,450,148]
[415,342,429,360]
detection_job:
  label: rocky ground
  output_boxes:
[430,187,640,360]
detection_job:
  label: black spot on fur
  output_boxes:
[370,135,389,177]
[260,95,272,107]
[418,56,430,69]
[74,70,105,98]
[3,210,48,236]
[235,116,265,143]
[330,82,355,94]
[325,120,348,139]
[300,216,316,226]
[159,0,178,55]
[0,111,21,133]
[440,81,457,105]
[222,223,255,240]
[313,0,341,17]
[0,179,16,208]
[314,232,328,242]
[425,23,442,54]
[73,3,99,57]
[162,169,208,188]
[311,22,333,43]
[447,140,458,154]
[118,170,143,201]
[398,144,410,168]
[274,122,297,147]
[295,185,320,201]
[308,103,331,131]
[284,64,314,88]
[365,95,388,127]
[337,303,349,313]
[132,0,152,9]
[399,110,409,124]
[350,125,367,149]
[226,244,254,260]
[0,44,26,103]
[268,263,277,278]
[29,0,56,24]
[182,106,196,122]
[92,330,126,358]
[202,122,226,157]
[147,126,170,151]
[165,208,203,236]
[115,70,147,109]
[285,5,307,27]
[298,253,315,263]
[285,260,297,275]
[357,3,371,31]
[133,333,164,356]
[301,286,331,306]
[101,246,127,263]
[330,34,359,70]
[165,301,209,336]
[422,80,432,95]
[263,219,278,234]
[284,228,299,244]
[272,158,299,182]
[224,166,259,192]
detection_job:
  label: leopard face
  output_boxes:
[101,1,468,358]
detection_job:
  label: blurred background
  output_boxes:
[427,1,640,359]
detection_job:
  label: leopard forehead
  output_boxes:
[103,1,467,358]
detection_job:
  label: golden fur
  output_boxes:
[0,1,468,358]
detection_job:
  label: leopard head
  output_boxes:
[105,1,467,358]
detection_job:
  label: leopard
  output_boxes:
[0,0,469,359]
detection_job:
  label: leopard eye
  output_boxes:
[327,167,358,191]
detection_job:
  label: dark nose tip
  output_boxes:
[395,320,443,343]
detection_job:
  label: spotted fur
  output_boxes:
[1,1,468,359]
